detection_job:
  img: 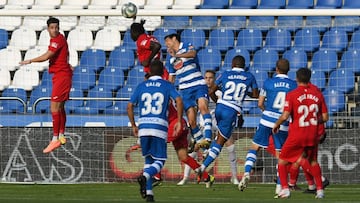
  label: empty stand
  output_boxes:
[328,69,355,93]
[122,30,137,50]
[277,16,303,32]
[22,16,48,31]
[180,28,206,50]
[117,0,145,9]
[220,16,246,29]
[310,69,326,90]
[249,68,269,88]
[222,47,250,71]
[323,88,346,114]
[264,28,291,52]
[69,48,79,67]
[311,49,337,73]
[315,0,342,8]
[144,0,173,9]
[108,46,135,71]
[79,48,106,73]
[171,0,201,9]
[126,65,145,87]
[105,85,136,115]
[349,29,360,49]
[0,68,11,91]
[93,26,121,51]
[208,28,235,52]
[236,28,263,52]
[343,0,360,8]
[293,28,320,52]
[248,16,275,32]
[340,49,360,74]
[38,29,65,47]
[87,0,117,9]
[257,0,286,9]
[3,0,33,9]
[333,16,360,33]
[162,16,190,29]
[0,16,22,31]
[191,16,218,29]
[27,86,51,113]
[78,16,106,31]
[98,66,125,91]
[286,0,314,8]
[0,88,27,114]
[11,67,39,91]
[107,16,135,32]
[60,0,90,9]
[67,27,93,51]
[72,66,97,91]
[0,28,8,49]
[305,16,332,33]
[282,48,308,70]
[9,27,37,51]
[230,0,258,8]
[153,28,177,52]
[252,48,279,72]
[24,46,49,72]
[321,28,348,52]
[55,16,78,31]
[31,0,61,9]
[73,85,113,114]
[0,46,21,71]
[198,47,222,74]
[198,0,229,9]
[65,87,84,114]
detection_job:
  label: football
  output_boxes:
[121,2,138,18]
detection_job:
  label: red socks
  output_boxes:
[52,111,60,136]
[289,164,300,186]
[182,155,209,180]
[59,108,66,134]
[278,163,289,189]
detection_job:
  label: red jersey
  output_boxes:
[136,33,161,73]
[308,83,327,137]
[48,33,72,75]
[284,85,328,147]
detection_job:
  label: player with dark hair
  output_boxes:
[239,59,297,194]
[128,60,183,202]
[273,68,329,199]
[20,17,72,153]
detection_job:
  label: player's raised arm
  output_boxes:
[19,50,55,65]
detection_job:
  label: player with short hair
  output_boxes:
[127,60,183,202]
[238,59,297,193]
[164,33,212,149]
[196,55,259,185]
[273,68,329,199]
[20,17,72,153]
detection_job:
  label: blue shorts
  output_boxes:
[140,136,167,160]
[252,124,288,150]
[180,85,209,111]
[215,104,237,140]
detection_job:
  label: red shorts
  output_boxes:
[51,72,72,102]
[168,118,189,151]
[280,141,317,163]
[266,136,276,157]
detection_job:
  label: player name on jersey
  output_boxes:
[274,82,290,88]
[228,74,247,80]
[145,81,162,87]
[297,93,320,103]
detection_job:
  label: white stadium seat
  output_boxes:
[31,0,61,9]
[38,29,65,47]
[87,0,118,9]
[60,0,90,9]
[78,16,106,31]
[67,27,93,51]
[24,46,49,72]
[93,26,121,51]
[4,0,33,9]
[0,47,22,71]
[22,16,48,31]
[107,16,135,32]
[11,67,39,91]
[9,27,37,51]
[69,48,79,67]
[139,16,162,31]
[0,68,11,91]
[0,16,22,31]
[171,0,201,9]
[143,0,173,9]
[55,16,78,31]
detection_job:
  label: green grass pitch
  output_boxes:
[0,182,359,203]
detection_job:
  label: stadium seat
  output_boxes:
[107,16,135,32]
[24,46,49,72]
[242,96,258,113]
[67,27,93,51]
[31,0,61,9]
[180,28,206,50]
[78,16,106,31]
[11,67,39,91]
[139,16,162,31]
[321,29,348,52]
[60,0,90,9]
[343,0,360,8]
[69,48,79,67]
[198,47,222,74]
[73,85,113,114]
[310,69,326,90]
[191,16,218,29]
[248,16,275,32]
[3,0,33,9]
[39,71,52,88]
[286,0,314,8]
[162,16,190,29]
[282,48,307,70]
[249,68,269,88]
[349,30,360,49]
[0,46,21,71]
[65,87,84,114]
[257,0,286,9]
[0,16,22,31]
[72,66,97,91]
[54,16,78,31]
[328,69,355,93]
[0,28,8,49]
[0,88,27,114]
[27,86,51,113]
[277,16,303,33]
[0,0,5,8]
[315,0,342,8]
[79,49,106,73]
[98,66,125,91]
[220,16,246,29]
[264,28,291,52]
[339,49,360,74]
[333,16,360,33]
[22,16,48,31]
[153,28,177,52]
[305,16,332,33]
[252,48,279,72]
[230,0,258,8]
[198,0,229,9]
[236,28,263,52]
[322,88,346,114]
[222,47,250,72]
[293,28,320,53]
[0,68,11,91]
[248,106,263,115]
[144,0,173,9]
[286,69,297,80]
[126,65,145,87]
[108,46,135,71]
[93,26,121,51]
[122,30,137,50]
[87,0,117,9]
[104,85,137,115]
[171,0,201,9]
[311,49,337,73]
[9,27,37,51]
[208,28,235,52]
[38,29,65,47]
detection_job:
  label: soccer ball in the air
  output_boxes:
[121,2,138,18]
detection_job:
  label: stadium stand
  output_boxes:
[264,28,291,52]
[67,27,93,51]
[108,46,135,71]
[310,69,326,90]
[143,0,173,9]
[24,46,48,72]
[0,46,21,71]
[236,28,263,52]
[305,16,332,33]
[208,28,235,52]
[180,28,206,50]
[72,66,96,91]
[277,16,303,33]
[93,26,121,51]
[229,0,258,9]
[0,28,8,49]
[339,49,360,74]
[219,16,247,29]
[3,0,33,10]
[97,66,125,92]
[73,85,113,114]
[153,28,177,52]
[323,88,346,114]
[286,0,314,8]
[9,27,37,51]
[11,67,39,91]
[333,16,360,33]
[121,29,137,50]
[197,47,222,74]
[321,28,348,53]
[257,0,286,9]
[60,0,90,10]
[252,48,279,72]
[282,48,308,70]
[126,65,145,87]
[343,0,360,8]
[328,69,355,94]
[54,16,78,31]
[311,49,338,73]
[65,86,84,114]
[0,68,11,91]
[315,0,342,8]
[0,16,22,31]
[78,16,106,31]
[198,0,229,9]
[293,28,320,53]
[171,0,201,9]
[22,16,48,31]
[0,88,27,114]
[348,29,360,49]
[222,47,251,71]
[31,0,61,10]
[162,16,190,29]
[117,0,146,9]
[87,0,117,9]
[79,48,106,73]
[27,85,51,113]
[191,16,218,29]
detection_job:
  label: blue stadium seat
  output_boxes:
[293,28,320,53]
[104,85,136,115]
[27,86,51,113]
[242,96,258,113]
[98,66,125,91]
[264,28,291,52]
[349,30,360,49]
[208,28,235,52]
[126,65,145,87]
[153,28,177,52]
[72,66,97,91]
[310,70,326,90]
[321,29,348,53]
[0,88,27,114]
[248,106,263,115]
[162,16,190,29]
[79,48,106,73]
[220,16,246,29]
[252,48,279,72]
[198,0,229,9]
[248,16,275,32]
[249,68,269,89]
[282,48,307,70]
[315,0,342,8]
[343,0,360,8]
[180,28,206,50]
[198,47,222,74]
[286,69,296,80]
[340,49,360,74]
[40,71,53,88]
[328,69,355,93]
[277,16,303,33]
[191,16,218,29]
[311,49,337,73]
[122,30,137,50]
[222,47,250,72]
[230,0,257,8]
[322,88,346,114]
[73,85,113,114]
[236,28,262,52]
[286,0,314,8]
[333,16,360,33]
[305,16,332,33]
[108,46,135,71]
[257,0,286,9]
[65,87,84,114]
[0,28,8,49]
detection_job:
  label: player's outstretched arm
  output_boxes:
[19,50,55,65]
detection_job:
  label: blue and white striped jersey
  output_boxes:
[167,42,206,89]
[129,76,180,139]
